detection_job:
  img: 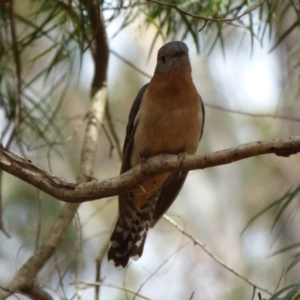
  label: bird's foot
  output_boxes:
[177,151,188,167]
[138,154,148,174]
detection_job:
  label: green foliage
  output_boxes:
[243,185,300,233]
[266,284,300,300]
[243,184,300,272]
[266,0,300,52]
[105,0,265,54]
[0,0,85,147]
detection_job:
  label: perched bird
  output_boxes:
[108,41,205,268]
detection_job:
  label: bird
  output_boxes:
[108,41,205,268]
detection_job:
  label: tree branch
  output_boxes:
[163,216,272,296]
[81,0,109,97]
[1,136,300,204]
[6,0,22,148]
[76,280,152,300]
[22,285,54,300]
[0,284,53,300]
[206,103,300,123]
[0,170,10,238]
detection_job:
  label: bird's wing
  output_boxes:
[150,171,188,227]
[118,83,149,224]
[199,95,205,140]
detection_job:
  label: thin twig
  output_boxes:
[0,170,10,237]
[77,281,152,300]
[54,254,68,300]
[74,213,84,299]
[133,244,187,300]
[273,268,285,294]
[163,215,273,296]
[123,258,132,300]
[27,113,88,151]
[206,103,300,123]
[105,101,122,159]
[95,236,110,300]
[81,199,112,228]
[35,190,42,250]
[251,287,256,300]
[94,260,101,300]
[102,124,115,158]
[110,49,152,79]
[146,0,266,23]
[44,231,109,284]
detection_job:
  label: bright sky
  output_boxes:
[207,35,282,113]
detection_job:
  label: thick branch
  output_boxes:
[1,136,300,204]
[81,0,109,96]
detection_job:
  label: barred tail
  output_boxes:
[108,195,158,268]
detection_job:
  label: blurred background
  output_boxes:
[1,0,300,299]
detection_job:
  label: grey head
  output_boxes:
[155,41,191,74]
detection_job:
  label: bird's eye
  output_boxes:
[159,54,167,63]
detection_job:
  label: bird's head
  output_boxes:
[154,41,191,75]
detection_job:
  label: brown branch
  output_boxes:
[0,170,10,237]
[105,101,122,159]
[6,0,22,148]
[0,284,53,300]
[77,4,110,298]
[95,237,110,300]
[0,0,21,238]
[1,136,300,204]
[163,216,273,296]
[146,0,266,23]
[81,0,109,96]
[22,285,54,300]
